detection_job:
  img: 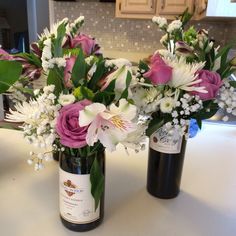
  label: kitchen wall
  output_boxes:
[52,0,235,61]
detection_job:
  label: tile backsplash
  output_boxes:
[53,0,235,57]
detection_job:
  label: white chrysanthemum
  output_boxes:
[167,20,182,33]
[164,56,207,93]
[58,94,76,106]
[132,85,162,114]
[160,97,175,113]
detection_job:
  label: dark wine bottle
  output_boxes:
[147,127,187,199]
[59,151,105,232]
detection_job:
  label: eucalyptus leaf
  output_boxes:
[53,22,67,57]
[71,49,86,87]
[90,157,104,211]
[47,68,63,96]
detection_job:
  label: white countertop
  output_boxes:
[0,123,236,236]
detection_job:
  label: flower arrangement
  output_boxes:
[133,10,236,141]
[0,17,144,208]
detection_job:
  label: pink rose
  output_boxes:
[192,70,223,100]
[70,34,100,56]
[56,100,91,148]
[64,56,76,88]
[143,54,172,85]
[0,48,13,60]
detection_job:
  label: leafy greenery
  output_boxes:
[71,49,87,87]
[47,68,63,96]
[0,61,22,94]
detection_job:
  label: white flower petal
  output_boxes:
[79,103,106,127]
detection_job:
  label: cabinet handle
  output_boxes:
[119,2,121,11]
[161,0,165,9]
[150,0,154,9]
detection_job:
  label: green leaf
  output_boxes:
[80,86,94,100]
[71,49,86,87]
[0,61,22,94]
[195,118,202,130]
[120,70,132,99]
[47,68,63,96]
[146,117,165,137]
[229,81,236,88]
[53,21,67,57]
[0,123,21,130]
[88,59,105,91]
[90,157,104,211]
[16,53,41,67]
[139,60,149,72]
[193,100,219,122]
[63,48,81,57]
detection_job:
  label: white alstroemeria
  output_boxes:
[101,65,133,99]
[79,99,137,152]
[88,63,97,78]
[212,47,221,71]
[121,123,147,151]
[106,58,132,68]
[167,20,182,33]
[58,94,76,106]
[164,56,207,93]
[160,97,175,113]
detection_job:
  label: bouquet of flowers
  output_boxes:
[132,10,236,142]
[0,17,145,208]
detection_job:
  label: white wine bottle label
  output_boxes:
[59,168,100,224]
[149,127,182,154]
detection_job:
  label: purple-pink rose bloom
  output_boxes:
[56,100,91,148]
[192,70,223,100]
[143,54,172,85]
[70,34,99,56]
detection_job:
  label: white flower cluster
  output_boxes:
[70,16,85,32]
[6,85,61,170]
[152,16,167,28]
[217,81,236,121]
[41,38,66,72]
[167,20,182,33]
[164,93,203,137]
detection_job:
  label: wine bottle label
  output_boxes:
[59,168,100,224]
[149,127,182,154]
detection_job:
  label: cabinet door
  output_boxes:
[158,0,194,16]
[116,0,157,19]
[195,0,207,19]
